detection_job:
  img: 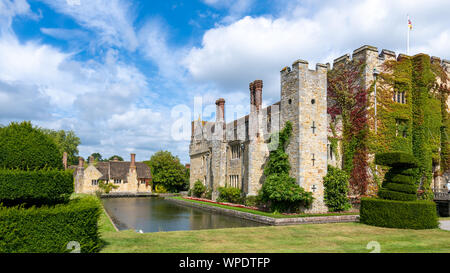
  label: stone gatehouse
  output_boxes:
[189,45,450,213]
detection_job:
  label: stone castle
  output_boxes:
[189,45,450,213]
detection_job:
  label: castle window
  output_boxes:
[288,99,292,105]
[229,175,240,189]
[396,119,408,138]
[311,99,316,105]
[114,179,122,184]
[91,180,98,186]
[140,179,146,185]
[393,91,406,104]
[231,144,241,159]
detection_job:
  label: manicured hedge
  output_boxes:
[0,121,63,170]
[360,198,438,229]
[0,196,101,253]
[375,152,418,168]
[378,189,417,201]
[0,169,74,206]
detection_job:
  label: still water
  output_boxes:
[102,197,264,233]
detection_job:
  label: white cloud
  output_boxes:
[40,0,138,51]
[185,0,450,104]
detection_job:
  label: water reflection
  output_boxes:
[102,197,264,233]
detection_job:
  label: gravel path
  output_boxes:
[439,220,450,231]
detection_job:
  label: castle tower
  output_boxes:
[280,60,328,213]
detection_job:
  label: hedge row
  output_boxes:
[0,169,74,206]
[0,195,101,253]
[378,189,417,201]
[360,198,438,229]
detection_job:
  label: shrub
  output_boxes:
[360,198,438,229]
[259,173,314,212]
[205,188,212,200]
[244,195,260,207]
[154,184,168,193]
[323,165,351,212]
[144,151,187,192]
[0,195,101,253]
[0,169,74,207]
[0,121,62,170]
[98,180,119,194]
[192,180,206,198]
[260,121,314,212]
[217,187,242,204]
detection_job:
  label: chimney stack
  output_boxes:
[215,98,225,122]
[78,157,84,168]
[250,80,263,111]
[62,152,68,170]
[130,153,136,169]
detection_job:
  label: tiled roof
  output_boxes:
[72,161,152,182]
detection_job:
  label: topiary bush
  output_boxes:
[0,169,74,207]
[323,165,351,212]
[360,152,438,229]
[217,187,242,204]
[0,195,102,253]
[375,152,418,201]
[192,180,206,198]
[360,198,438,229]
[0,121,63,170]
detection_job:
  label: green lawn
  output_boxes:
[99,210,450,253]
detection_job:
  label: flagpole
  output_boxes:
[407,15,410,55]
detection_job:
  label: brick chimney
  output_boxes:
[88,156,94,165]
[62,152,68,170]
[78,157,84,168]
[130,153,136,170]
[215,98,225,122]
[250,80,263,112]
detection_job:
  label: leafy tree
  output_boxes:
[108,155,124,161]
[144,151,186,192]
[259,121,314,212]
[39,128,81,166]
[90,153,103,163]
[183,167,190,191]
[0,121,62,170]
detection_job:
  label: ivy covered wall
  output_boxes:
[329,51,449,199]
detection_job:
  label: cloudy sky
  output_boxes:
[1,0,449,163]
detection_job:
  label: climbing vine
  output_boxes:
[328,54,449,200]
[328,60,369,196]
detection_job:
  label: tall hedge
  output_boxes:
[0,169,74,206]
[0,196,101,253]
[0,121,62,170]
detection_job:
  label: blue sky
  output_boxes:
[1,0,449,163]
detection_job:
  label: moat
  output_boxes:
[102,197,264,233]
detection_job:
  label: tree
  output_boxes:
[259,121,314,212]
[90,153,103,163]
[39,128,81,166]
[144,151,186,192]
[0,121,62,170]
[108,155,124,161]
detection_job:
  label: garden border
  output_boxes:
[166,197,359,226]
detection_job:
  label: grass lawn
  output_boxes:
[99,214,450,253]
